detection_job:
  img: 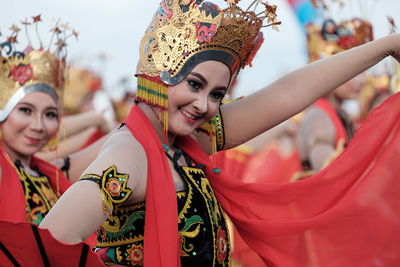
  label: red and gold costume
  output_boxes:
[0,147,71,224]
[119,95,400,266]
[0,16,74,224]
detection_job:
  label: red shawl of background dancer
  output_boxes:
[0,147,71,223]
[125,92,400,266]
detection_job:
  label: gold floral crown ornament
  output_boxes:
[63,66,103,114]
[0,15,78,121]
[307,0,374,63]
[135,0,280,147]
[306,17,373,62]
[136,0,280,101]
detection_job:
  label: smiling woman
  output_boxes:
[166,61,230,137]
[0,16,108,231]
[2,92,60,165]
[0,16,74,225]
[38,0,400,266]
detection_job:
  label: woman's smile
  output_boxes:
[179,108,198,123]
[24,135,42,145]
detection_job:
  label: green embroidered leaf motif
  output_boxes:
[180,215,204,233]
[106,210,145,240]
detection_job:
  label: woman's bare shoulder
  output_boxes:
[81,125,148,202]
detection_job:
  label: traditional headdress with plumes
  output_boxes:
[306,17,373,62]
[63,66,102,114]
[306,0,374,62]
[0,15,78,121]
[135,0,280,147]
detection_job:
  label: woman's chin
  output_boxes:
[169,126,195,137]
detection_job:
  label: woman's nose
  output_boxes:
[30,115,45,132]
[193,94,208,114]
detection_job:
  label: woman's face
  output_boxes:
[334,72,365,100]
[1,92,59,160]
[166,60,230,136]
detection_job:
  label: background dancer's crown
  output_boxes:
[63,66,102,114]
[306,17,373,62]
[306,0,374,62]
[0,15,77,120]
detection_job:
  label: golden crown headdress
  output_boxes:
[306,17,373,62]
[135,0,280,148]
[138,0,279,84]
[62,66,102,114]
[306,0,374,62]
[136,0,280,103]
[0,15,78,121]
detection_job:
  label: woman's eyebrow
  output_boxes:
[17,102,35,107]
[189,72,208,85]
[215,86,228,92]
[189,72,228,91]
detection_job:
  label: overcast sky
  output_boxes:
[1,0,399,99]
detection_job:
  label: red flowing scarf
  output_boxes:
[0,147,71,223]
[124,92,400,266]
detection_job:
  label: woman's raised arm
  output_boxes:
[221,34,400,149]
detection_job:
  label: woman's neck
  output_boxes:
[137,102,176,149]
[2,141,32,168]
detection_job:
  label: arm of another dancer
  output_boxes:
[40,128,148,244]
[49,130,115,183]
[221,34,400,149]
[296,107,336,172]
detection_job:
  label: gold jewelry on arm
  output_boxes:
[79,165,132,217]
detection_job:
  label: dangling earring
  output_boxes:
[136,74,169,144]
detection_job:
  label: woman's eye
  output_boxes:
[45,111,58,119]
[18,107,32,115]
[188,80,202,91]
[210,91,225,101]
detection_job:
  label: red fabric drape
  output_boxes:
[242,144,301,184]
[125,91,400,266]
[0,145,98,248]
[124,107,180,267]
[0,147,71,223]
[215,148,252,180]
[232,146,302,266]
[0,221,106,267]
